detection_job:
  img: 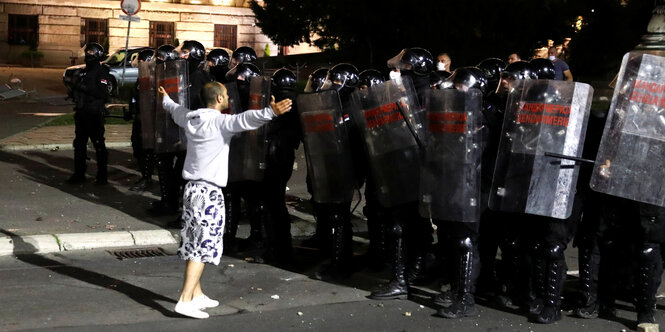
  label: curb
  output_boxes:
[0,229,177,256]
[0,141,132,152]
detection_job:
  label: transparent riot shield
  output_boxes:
[154,59,189,153]
[590,52,665,207]
[420,88,483,222]
[224,81,242,115]
[297,90,356,203]
[489,79,593,219]
[227,76,270,182]
[349,76,424,207]
[138,61,156,149]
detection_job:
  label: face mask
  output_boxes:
[389,71,401,81]
[84,53,97,64]
[548,56,556,61]
[437,62,447,71]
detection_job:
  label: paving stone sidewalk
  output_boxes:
[0,124,132,151]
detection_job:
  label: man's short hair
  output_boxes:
[200,81,226,107]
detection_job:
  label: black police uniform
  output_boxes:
[70,58,112,184]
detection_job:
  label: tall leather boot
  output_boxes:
[93,139,108,184]
[529,242,546,315]
[223,190,239,253]
[437,237,479,318]
[149,155,177,216]
[301,201,332,254]
[536,244,566,324]
[406,220,432,285]
[130,150,154,191]
[496,238,521,306]
[635,243,662,324]
[574,243,600,318]
[68,144,88,183]
[317,212,353,280]
[598,239,618,318]
[366,206,389,271]
[369,224,408,300]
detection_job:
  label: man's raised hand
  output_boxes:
[158,86,168,98]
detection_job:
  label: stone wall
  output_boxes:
[0,0,294,67]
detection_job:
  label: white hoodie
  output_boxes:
[162,94,275,188]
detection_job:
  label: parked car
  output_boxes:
[63,47,153,100]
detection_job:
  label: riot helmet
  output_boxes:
[131,49,154,68]
[448,67,487,93]
[430,70,452,89]
[225,62,261,82]
[271,68,297,91]
[387,47,434,77]
[231,46,257,66]
[206,48,230,67]
[496,60,536,95]
[320,63,359,91]
[530,58,556,80]
[477,57,506,92]
[304,67,328,93]
[179,40,205,62]
[155,45,178,64]
[84,43,105,64]
[358,69,385,89]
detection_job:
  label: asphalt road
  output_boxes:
[0,248,662,332]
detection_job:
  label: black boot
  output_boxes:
[149,155,177,216]
[223,190,239,253]
[437,237,478,318]
[301,201,332,254]
[369,225,408,300]
[536,245,566,324]
[130,151,154,191]
[496,238,521,307]
[529,243,546,315]
[366,208,389,272]
[316,212,354,280]
[93,140,108,185]
[635,243,662,324]
[574,244,600,319]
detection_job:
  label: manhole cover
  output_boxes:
[107,247,170,260]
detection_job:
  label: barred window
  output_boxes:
[214,24,237,50]
[8,15,38,46]
[150,21,175,48]
[80,18,108,47]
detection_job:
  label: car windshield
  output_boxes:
[103,50,126,66]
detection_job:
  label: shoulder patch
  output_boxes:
[100,78,108,85]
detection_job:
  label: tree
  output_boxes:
[251,0,652,74]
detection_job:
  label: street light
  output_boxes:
[635,0,665,51]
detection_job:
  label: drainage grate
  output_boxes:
[107,247,170,260]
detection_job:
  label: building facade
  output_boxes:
[0,0,319,67]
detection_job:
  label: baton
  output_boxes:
[395,101,424,150]
[544,152,595,164]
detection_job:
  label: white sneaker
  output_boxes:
[175,300,210,319]
[192,294,219,309]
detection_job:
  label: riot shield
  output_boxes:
[590,52,665,207]
[297,90,356,203]
[138,61,156,149]
[227,76,270,182]
[419,88,483,222]
[154,59,189,154]
[489,79,593,219]
[349,76,424,207]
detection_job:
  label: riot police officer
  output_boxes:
[261,68,302,265]
[369,48,434,299]
[68,42,112,185]
[128,49,156,191]
[206,48,231,83]
[149,44,182,215]
[180,40,214,110]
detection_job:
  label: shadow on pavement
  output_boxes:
[0,149,177,231]
[1,228,178,317]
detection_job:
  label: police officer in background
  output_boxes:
[261,68,302,265]
[180,40,214,110]
[127,49,156,192]
[206,48,231,83]
[68,42,112,185]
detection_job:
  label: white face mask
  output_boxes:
[548,55,556,61]
[389,71,401,81]
[437,62,447,71]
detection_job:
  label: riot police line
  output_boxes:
[106,41,663,325]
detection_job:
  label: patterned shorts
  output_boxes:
[177,180,225,265]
